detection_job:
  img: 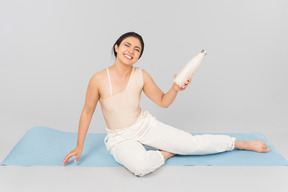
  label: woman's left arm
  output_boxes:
[142,69,191,108]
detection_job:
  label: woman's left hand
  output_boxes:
[173,74,191,91]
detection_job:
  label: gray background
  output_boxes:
[0,0,287,191]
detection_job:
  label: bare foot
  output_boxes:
[234,140,270,153]
[159,150,175,161]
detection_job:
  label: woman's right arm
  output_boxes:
[63,73,100,165]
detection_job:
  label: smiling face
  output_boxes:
[114,36,142,66]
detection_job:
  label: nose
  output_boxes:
[128,47,134,54]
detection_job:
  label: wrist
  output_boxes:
[172,83,180,92]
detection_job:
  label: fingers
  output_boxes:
[175,83,188,91]
[63,151,76,165]
[74,154,80,163]
[181,85,188,90]
[185,78,191,85]
[180,78,192,87]
[173,75,191,91]
[180,79,191,90]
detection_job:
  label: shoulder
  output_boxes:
[133,67,143,73]
[89,69,107,87]
[138,68,147,77]
[91,69,106,80]
[140,68,152,82]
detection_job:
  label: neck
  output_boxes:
[111,59,133,77]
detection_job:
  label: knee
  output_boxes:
[130,165,150,177]
[126,153,164,177]
[128,161,155,177]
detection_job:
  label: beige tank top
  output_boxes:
[99,67,143,130]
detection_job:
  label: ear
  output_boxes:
[114,44,118,53]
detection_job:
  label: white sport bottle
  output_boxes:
[174,50,207,87]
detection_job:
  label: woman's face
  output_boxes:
[114,36,142,66]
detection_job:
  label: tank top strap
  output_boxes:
[106,68,112,96]
[133,67,144,87]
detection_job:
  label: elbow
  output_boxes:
[160,94,170,108]
[160,103,170,108]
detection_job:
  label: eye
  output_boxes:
[125,44,129,47]
[135,49,140,52]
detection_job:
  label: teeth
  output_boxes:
[124,55,132,59]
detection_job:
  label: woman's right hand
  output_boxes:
[63,146,83,165]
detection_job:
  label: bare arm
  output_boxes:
[76,74,100,148]
[142,69,191,108]
[63,74,100,165]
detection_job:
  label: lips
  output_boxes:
[124,54,133,60]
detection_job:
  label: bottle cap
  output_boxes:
[201,50,207,55]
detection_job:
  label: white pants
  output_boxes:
[104,111,235,176]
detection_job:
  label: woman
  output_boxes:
[63,32,269,176]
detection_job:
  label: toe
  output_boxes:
[262,146,270,153]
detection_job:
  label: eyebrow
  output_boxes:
[124,42,141,50]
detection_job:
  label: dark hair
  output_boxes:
[112,32,145,59]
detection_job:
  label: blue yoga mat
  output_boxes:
[1,126,287,167]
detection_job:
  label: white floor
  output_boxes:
[1,166,288,192]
